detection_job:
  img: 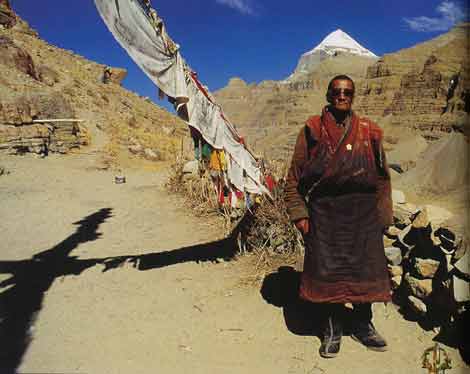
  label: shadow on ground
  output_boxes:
[392,283,469,365]
[0,208,238,374]
[261,267,469,365]
[0,208,113,373]
[260,266,356,338]
[260,266,322,337]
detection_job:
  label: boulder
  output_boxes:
[182,160,199,175]
[0,0,16,28]
[128,144,143,154]
[453,275,470,302]
[391,275,402,290]
[392,189,406,204]
[404,274,433,299]
[388,265,403,277]
[144,148,160,161]
[408,295,427,315]
[37,65,60,86]
[434,227,456,250]
[0,98,39,124]
[431,231,442,246]
[389,167,402,183]
[397,224,414,249]
[454,237,468,261]
[393,203,417,225]
[454,249,469,276]
[412,208,430,229]
[0,35,38,80]
[102,67,127,85]
[386,226,402,238]
[383,235,396,247]
[384,246,402,265]
[413,258,440,279]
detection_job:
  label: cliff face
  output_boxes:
[0,3,186,159]
[215,25,469,159]
[355,23,469,139]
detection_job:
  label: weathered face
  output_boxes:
[330,79,354,112]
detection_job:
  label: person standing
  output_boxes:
[284,75,393,358]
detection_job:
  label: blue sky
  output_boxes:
[12,0,468,103]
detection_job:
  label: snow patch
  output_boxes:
[303,29,377,58]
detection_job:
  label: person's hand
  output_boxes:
[295,218,309,235]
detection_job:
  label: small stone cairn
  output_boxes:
[385,190,469,328]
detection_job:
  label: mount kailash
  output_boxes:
[286,29,378,81]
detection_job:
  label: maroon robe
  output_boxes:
[285,107,393,303]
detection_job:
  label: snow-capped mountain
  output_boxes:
[286,29,378,81]
[305,29,377,58]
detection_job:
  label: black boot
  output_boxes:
[351,303,387,352]
[319,312,343,358]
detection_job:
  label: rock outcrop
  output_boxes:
[355,23,469,138]
[0,6,187,158]
[384,200,468,331]
[0,0,16,29]
[0,35,37,80]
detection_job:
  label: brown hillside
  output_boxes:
[0,3,187,167]
[355,23,469,139]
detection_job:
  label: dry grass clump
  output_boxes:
[165,159,225,216]
[165,158,185,193]
[100,140,120,170]
[238,184,304,283]
[245,190,303,256]
[166,157,304,280]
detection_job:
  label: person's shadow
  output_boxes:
[261,266,364,341]
[0,207,240,374]
[0,208,114,373]
[260,266,324,337]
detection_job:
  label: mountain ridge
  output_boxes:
[214,24,469,159]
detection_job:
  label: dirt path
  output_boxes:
[0,152,467,374]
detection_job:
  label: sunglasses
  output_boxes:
[331,88,354,98]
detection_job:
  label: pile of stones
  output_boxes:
[384,190,469,328]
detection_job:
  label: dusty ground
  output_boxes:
[0,146,468,374]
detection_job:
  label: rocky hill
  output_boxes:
[356,23,469,139]
[0,1,187,167]
[215,24,469,160]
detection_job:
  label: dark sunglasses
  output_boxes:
[331,88,354,98]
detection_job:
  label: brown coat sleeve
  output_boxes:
[284,126,310,222]
[370,123,394,228]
